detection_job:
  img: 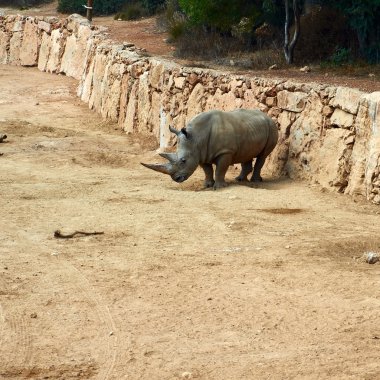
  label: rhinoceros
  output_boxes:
[141,109,278,189]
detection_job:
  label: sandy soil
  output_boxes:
[1,65,380,379]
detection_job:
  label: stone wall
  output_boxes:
[1,13,380,203]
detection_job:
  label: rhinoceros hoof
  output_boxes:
[213,181,229,190]
[204,180,215,188]
[251,176,263,183]
[235,175,248,182]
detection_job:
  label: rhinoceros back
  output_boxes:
[190,109,278,164]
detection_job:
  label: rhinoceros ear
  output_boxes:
[181,128,190,138]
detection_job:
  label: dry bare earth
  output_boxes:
[1,66,380,379]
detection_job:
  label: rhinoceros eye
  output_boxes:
[180,157,186,164]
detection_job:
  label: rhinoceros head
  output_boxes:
[141,126,199,183]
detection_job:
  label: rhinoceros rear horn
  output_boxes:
[141,162,173,175]
[159,152,177,163]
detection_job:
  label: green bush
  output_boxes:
[114,2,145,20]
[329,47,352,66]
[0,0,51,7]
[141,0,165,14]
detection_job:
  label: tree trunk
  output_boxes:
[284,0,300,64]
[86,0,94,22]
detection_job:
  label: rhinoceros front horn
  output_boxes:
[141,162,173,175]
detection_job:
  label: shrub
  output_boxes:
[141,0,165,14]
[0,0,51,7]
[114,2,146,20]
[328,47,353,66]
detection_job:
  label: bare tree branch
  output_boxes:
[284,0,301,64]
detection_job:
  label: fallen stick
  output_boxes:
[54,230,104,239]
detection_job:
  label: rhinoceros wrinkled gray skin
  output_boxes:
[141,109,278,189]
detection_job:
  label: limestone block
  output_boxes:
[330,87,362,114]
[137,71,151,132]
[124,80,138,133]
[158,106,173,149]
[149,61,165,90]
[241,88,260,109]
[187,83,205,121]
[330,108,355,129]
[205,88,239,113]
[0,30,9,64]
[174,76,186,89]
[286,92,323,179]
[277,90,307,112]
[88,51,108,111]
[266,96,276,107]
[102,78,121,120]
[187,72,199,86]
[315,129,353,191]
[9,32,22,65]
[20,18,39,66]
[80,58,95,102]
[38,20,51,33]
[60,24,92,79]
[12,20,24,32]
[150,91,162,141]
[322,105,333,116]
[277,111,293,137]
[38,31,51,71]
[345,92,380,201]
[118,73,132,126]
[66,14,90,33]
[46,29,65,73]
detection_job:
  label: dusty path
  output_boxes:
[1,65,380,379]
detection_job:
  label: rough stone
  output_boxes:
[330,108,355,129]
[277,90,307,112]
[330,87,363,114]
[0,30,9,64]
[20,18,39,66]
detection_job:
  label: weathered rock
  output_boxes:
[20,18,39,66]
[277,90,307,112]
[46,29,65,73]
[330,108,355,129]
[330,87,363,114]
[0,30,9,64]
[345,92,380,202]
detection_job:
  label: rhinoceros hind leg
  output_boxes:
[236,160,253,182]
[251,156,266,182]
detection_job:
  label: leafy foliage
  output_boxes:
[327,0,380,63]
[141,0,165,14]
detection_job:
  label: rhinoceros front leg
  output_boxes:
[200,163,215,188]
[251,155,266,182]
[214,154,232,189]
[235,160,253,182]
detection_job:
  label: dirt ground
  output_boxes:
[1,2,380,379]
[1,63,380,380]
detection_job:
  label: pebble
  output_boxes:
[181,372,192,379]
[364,252,379,264]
